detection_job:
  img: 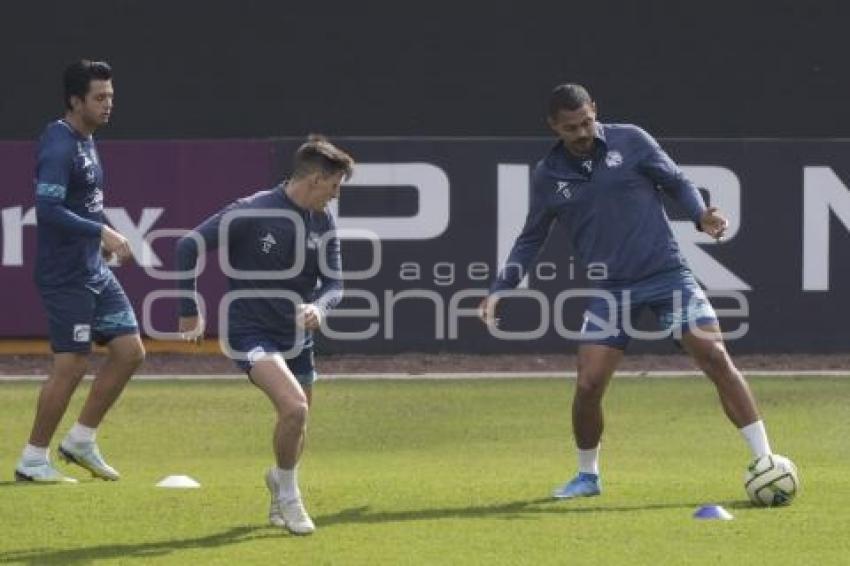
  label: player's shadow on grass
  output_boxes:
[0,525,284,565]
[317,498,752,527]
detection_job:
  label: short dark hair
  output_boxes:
[548,83,593,117]
[292,135,355,180]
[63,60,112,110]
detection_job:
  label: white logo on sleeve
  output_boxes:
[247,346,267,364]
[556,181,572,199]
[307,231,320,250]
[605,150,623,168]
[73,324,91,343]
[260,233,277,253]
[84,189,104,212]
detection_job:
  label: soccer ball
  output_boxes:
[744,454,799,507]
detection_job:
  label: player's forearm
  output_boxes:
[490,199,553,293]
[35,198,102,237]
[663,177,707,225]
[313,279,343,316]
[489,240,543,293]
[640,148,707,224]
[175,235,201,316]
[313,232,343,314]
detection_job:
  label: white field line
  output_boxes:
[1,370,849,382]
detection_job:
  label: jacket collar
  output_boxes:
[543,123,608,180]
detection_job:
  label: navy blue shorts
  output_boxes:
[580,268,718,350]
[228,334,317,387]
[39,272,139,354]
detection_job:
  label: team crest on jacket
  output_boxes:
[260,232,276,253]
[556,180,572,199]
[605,150,623,168]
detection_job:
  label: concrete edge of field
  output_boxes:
[1,370,849,382]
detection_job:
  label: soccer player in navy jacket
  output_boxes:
[176,136,352,534]
[481,84,779,499]
[16,60,145,484]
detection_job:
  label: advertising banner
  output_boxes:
[2,138,848,353]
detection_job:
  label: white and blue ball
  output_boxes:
[744,454,799,507]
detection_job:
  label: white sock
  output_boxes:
[274,467,300,501]
[577,445,600,475]
[22,444,49,463]
[66,422,97,444]
[739,420,772,459]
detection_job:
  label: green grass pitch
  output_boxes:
[1,376,849,565]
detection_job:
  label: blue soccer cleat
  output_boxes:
[552,472,601,499]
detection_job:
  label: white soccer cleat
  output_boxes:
[265,468,315,535]
[15,460,78,484]
[278,497,316,535]
[58,440,121,481]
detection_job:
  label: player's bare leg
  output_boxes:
[298,387,312,460]
[554,344,623,499]
[680,324,760,427]
[28,353,89,447]
[77,334,145,428]
[15,353,88,482]
[251,354,315,534]
[573,344,624,448]
[59,334,145,480]
[681,324,772,459]
[251,355,308,468]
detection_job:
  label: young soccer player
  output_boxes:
[175,135,353,534]
[16,60,145,483]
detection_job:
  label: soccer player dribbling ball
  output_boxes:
[480,83,788,499]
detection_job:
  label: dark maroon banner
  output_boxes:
[3,138,850,354]
[0,139,275,338]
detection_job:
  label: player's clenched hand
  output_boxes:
[699,207,729,241]
[296,304,323,331]
[178,315,205,345]
[477,295,501,328]
[101,225,132,263]
[101,245,116,263]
